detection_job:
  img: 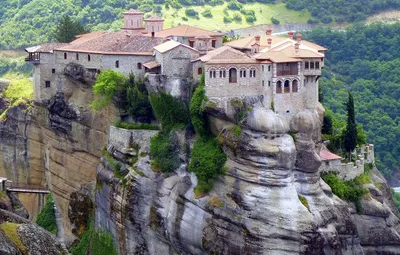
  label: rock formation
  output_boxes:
[94,98,400,254]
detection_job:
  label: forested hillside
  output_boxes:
[2,0,400,49]
[305,23,400,179]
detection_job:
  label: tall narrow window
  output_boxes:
[189,41,194,48]
[88,55,91,62]
[212,40,216,48]
[305,62,309,69]
[76,53,79,60]
[115,61,119,68]
[52,69,55,74]
[284,80,290,93]
[292,80,298,92]
[250,69,256,78]
[262,65,264,71]
[45,81,51,88]
[310,62,314,69]
[198,67,203,75]
[268,65,271,71]
[64,53,67,59]
[229,68,237,83]
[137,63,142,69]
[276,81,282,93]
[316,61,320,69]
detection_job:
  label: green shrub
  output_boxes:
[185,8,199,17]
[149,91,189,132]
[150,132,180,172]
[364,162,374,173]
[69,217,92,255]
[189,136,227,197]
[392,189,400,213]
[91,70,126,111]
[201,9,213,18]
[245,14,256,23]
[322,173,367,213]
[190,86,209,136]
[0,222,27,254]
[230,125,242,138]
[233,13,242,22]
[115,120,159,130]
[227,1,242,10]
[271,17,280,25]
[182,16,188,21]
[102,148,126,179]
[36,193,57,235]
[223,16,233,23]
[89,229,118,255]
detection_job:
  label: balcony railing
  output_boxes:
[276,70,298,76]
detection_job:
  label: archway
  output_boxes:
[229,68,237,83]
[292,80,298,92]
[284,80,290,93]
[276,81,282,93]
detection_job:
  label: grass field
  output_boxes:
[160,3,310,31]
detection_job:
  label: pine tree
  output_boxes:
[344,91,357,160]
[54,16,88,43]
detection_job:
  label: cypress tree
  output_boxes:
[54,16,88,43]
[344,91,357,160]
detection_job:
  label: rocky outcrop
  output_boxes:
[95,99,400,254]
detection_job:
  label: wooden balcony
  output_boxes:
[25,52,40,64]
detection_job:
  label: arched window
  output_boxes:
[88,55,91,62]
[239,69,246,78]
[276,81,282,93]
[284,80,290,93]
[250,69,256,78]
[229,68,237,83]
[115,61,119,68]
[292,80,298,92]
[64,53,67,59]
[209,70,216,78]
[137,63,142,69]
[198,67,203,75]
[219,69,226,78]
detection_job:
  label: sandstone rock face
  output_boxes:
[0,81,118,243]
[95,102,400,255]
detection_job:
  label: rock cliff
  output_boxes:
[95,98,400,255]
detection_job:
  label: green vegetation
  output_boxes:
[69,217,117,255]
[343,92,357,160]
[150,132,180,173]
[189,86,209,136]
[189,136,227,198]
[286,0,400,24]
[102,147,126,179]
[0,51,32,76]
[35,193,57,235]
[91,70,126,111]
[0,222,27,254]
[54,15,89,43]
[115,120,159,130]
[322,173,368,213]
[306,23,400,179]
[298,195,309,212]
[90,229,118,255]
[392,189,400,213]
[149,91,189,132]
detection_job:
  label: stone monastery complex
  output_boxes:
[26,9,326,117]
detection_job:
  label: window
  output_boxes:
[262,80,264,86]
[276,81,282,93]
[137,63,142,69]
[268,81,271,87]
[316,61,320,69]
[284,80,290,93]
[115,61,119,68]
[189,41,194,48]
[212,40,216,48]
[131,20,133,26]
[268,65,271,72]
[240,69,246,78]
[310,62,314,69]
[229,68,237,83]
[250,69,256,78]
[305,62,309,69]
[45,81,51,88]
[88,55,91,62]
[198,67,203,75]
[219,70,226,78]
[262,65,264,71]
[292,80,298,92]
[64,53,67,59]
[52,69,55,74]
[209,70,216,78]
[76,53,79,60]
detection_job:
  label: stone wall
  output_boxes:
[108,126,158,154]
[102,54,153,77]
[156,45,200,78]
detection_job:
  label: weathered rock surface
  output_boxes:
[95,102,400,254]
[0,208,65,255]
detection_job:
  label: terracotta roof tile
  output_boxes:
[320,149,342,161]
[225,35,286,50]
[147,24,223,38]
[25,43,69,53]
[143,61,160,69]
[57,32,164,54]
[154,40,199,53]
[196,46,249,62]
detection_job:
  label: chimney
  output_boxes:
[296,33,302,42]
[267,38,272,48]
[255,35,261,44]
[266,29,272,36]
[295,42,300,55]
[288,31,294,40]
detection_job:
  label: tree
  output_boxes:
[54,15,89,43]
[91,70,126,111]
[343,92,357,160]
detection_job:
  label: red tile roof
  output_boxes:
[320,149,342,161]
[146,24,223,38]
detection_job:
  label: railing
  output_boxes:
[25,57,40,64]
[276,70,298,76]
[7,183,50,194]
